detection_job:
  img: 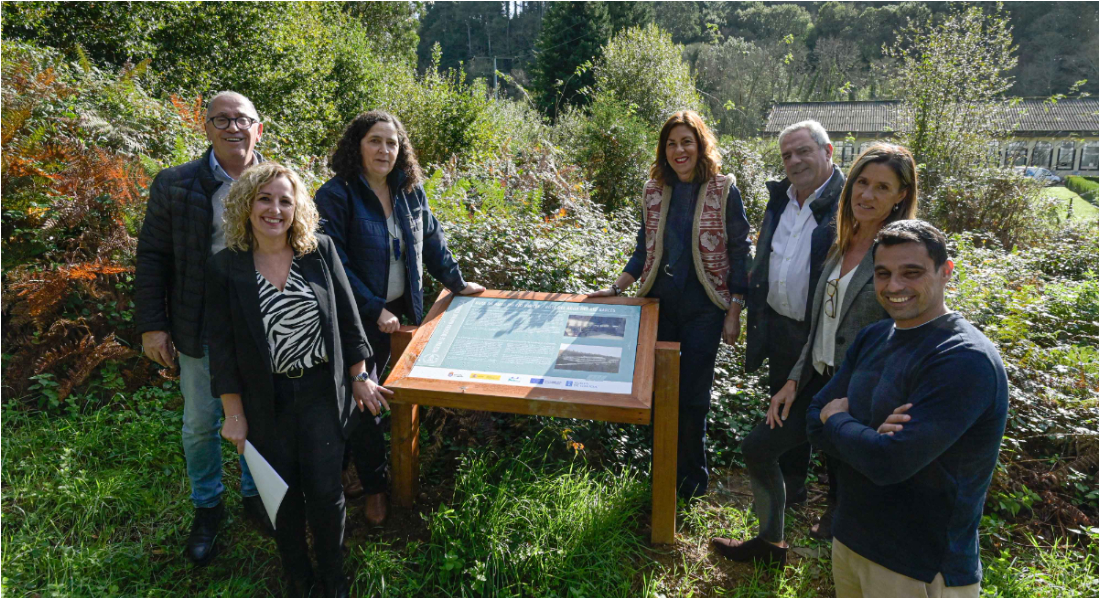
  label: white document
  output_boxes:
[243,441,288,530]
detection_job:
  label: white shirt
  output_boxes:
[766,171,836,320]
[385,211,406,302]
[813,260,856,374]
[208,152,236,256]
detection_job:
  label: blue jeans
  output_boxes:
[179,348,258,508]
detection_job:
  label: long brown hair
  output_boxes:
[649,111,722,187]
[832,143,918,259]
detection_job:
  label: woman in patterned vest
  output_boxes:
[206,163,392,596]
[591,111,752,499]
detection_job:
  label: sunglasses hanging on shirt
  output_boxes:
[388,216,401,261]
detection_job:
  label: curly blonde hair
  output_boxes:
[222,163,319,255]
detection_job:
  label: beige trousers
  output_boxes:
[832,539,981,598]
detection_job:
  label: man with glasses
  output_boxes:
[744,120,845,513]
[135,91,271,566]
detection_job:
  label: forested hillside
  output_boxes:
[2,2,1097,597]
[416,1,1098,135]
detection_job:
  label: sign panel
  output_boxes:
[409,295,641,394]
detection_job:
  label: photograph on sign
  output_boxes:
[409,296,641,393]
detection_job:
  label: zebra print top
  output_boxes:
[257,260,328,373]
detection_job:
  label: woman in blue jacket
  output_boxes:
[315,110,484,526]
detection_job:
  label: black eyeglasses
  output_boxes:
[207,115,259,130]
[825,278,840,318]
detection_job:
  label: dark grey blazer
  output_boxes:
[788,248,889,391]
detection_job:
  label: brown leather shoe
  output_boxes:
[342,466,365,500]
[712,536,787,566]
[365,492,387,527]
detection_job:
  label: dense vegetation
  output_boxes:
[412,1,1098,135]
[2,2,1097,597]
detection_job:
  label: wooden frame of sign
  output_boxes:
[384,288,680,544]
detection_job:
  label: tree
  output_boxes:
[653,1,703,44]
[694,36,790,137]
[887,3,1017,185]
[606,1,654,35]
[530,1,610,119]
[591,23,702,129]
[728,2,813,46]
[342,0,422,65]
[0,2,400,157]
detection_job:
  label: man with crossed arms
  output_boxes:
[807,220,1008,598]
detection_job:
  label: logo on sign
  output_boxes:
[565,381,574,387]
[530,378,545,384]
[470,373,501,381]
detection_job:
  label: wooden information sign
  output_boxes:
[384,289,680,544]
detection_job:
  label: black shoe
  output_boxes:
[809,502,836,540]
[712,536,788,566]
[242,494,275,536]
[785,486,808,509]
[187,502,224,566]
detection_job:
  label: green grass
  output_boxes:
[3,395,1097,597]
[1,387,283,597]
[1042,186,1100,221]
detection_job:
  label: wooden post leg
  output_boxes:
[652,341,680,544]
[389,325,420,509]
[390,401,420,508]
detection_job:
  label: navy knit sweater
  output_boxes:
[807,313,1008,586]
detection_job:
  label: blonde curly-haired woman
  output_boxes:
[206,162,392,596]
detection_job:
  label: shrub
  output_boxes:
[379,45,496,169]
[949,229,1098,531]
[424,144,636,300]
[1065,175,1099,205]
[2,2,395,158]
[568,92,654,213]
[888,4,1017,188]
[1,41,195,406]
[717,138,774,229]
[923,167,1060,250]
[591,23,703,129]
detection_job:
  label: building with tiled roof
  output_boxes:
[764,98,1099,175]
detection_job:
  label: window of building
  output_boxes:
[1006,141,1028,166]
[1080,142,1099,171]
[1056,142,1076,170]
[986,142,1003,167]
[841,143,855,166]
[1030,142,1052,168]
[858,142,872,155]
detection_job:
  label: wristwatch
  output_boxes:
[352,372,372,383]
[611,284,622,296]
[729,296,746,309]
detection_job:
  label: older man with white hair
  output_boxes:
[743,119,845,537]
[135,91,272,565]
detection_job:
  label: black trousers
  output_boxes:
[651,271,726,500]
[268,364,346,584]
[740,368,832,541]
[346,297,407,495]
[764,306,814,494]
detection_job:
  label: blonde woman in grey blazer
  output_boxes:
[714,144,919,566]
